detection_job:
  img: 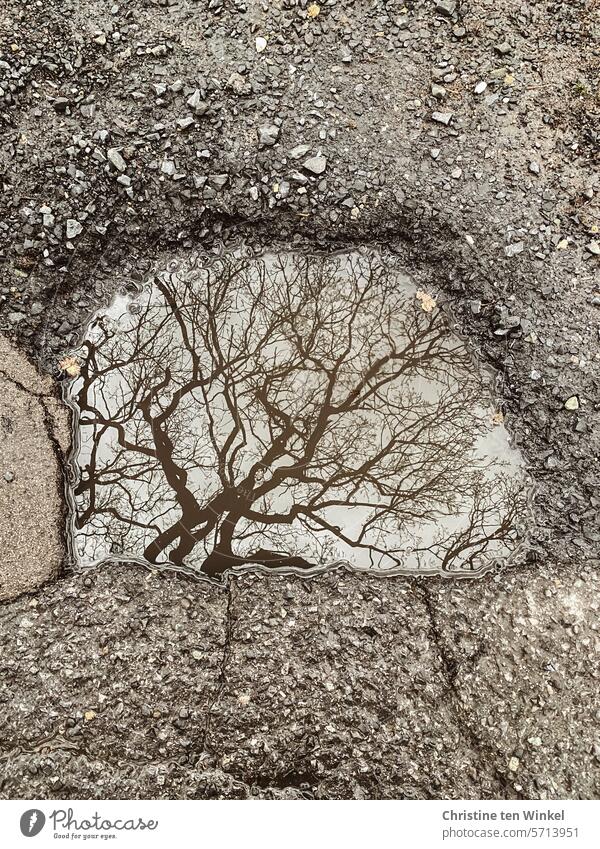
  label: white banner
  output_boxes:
[0,800,597,848]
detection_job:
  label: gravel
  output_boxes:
[0,0,598,801]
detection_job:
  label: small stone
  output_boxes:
[258,125,280,148]
[161,159,176,176]
[66,219,83,239]
[431,111,453,126]
[107,148,127,172]
[208,173,228,190]
[53,97,70,113]
[508,756,520,772]
[303,155,327,175]
[474,81,487,94]
[288,144,311,160]
[496,40,512,56]
[431,83,447,100]
[430,148,440,159]
[186,90,208,115]
[529,161,540,175]
[505,241,524,257]
[3,472,15,483]
[564,396,579,411]
[434,0,456,16]
[226,72,248,95]
[255,36,267,53]
[586,241,600,256]
[177,116,195,131]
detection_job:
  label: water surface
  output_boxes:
[65,251,529,580]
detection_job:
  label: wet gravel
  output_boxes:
[0,0,599,799]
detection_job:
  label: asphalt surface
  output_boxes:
[0,0,598,798]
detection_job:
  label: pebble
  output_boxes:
[529,161,540,175]
[505,241,524,257]
[258,125,280,148]
[53,97,70,113]
[177,116,195,131]
[66,219,83,239]
[208,174,228,190]
[288,144,311,160]
[434,0,456,16]
[564,396,580,411]
[586,241,600,256]
[432,111,453,126]
[186,90,208,115]
[474,81,487,95]
[3,471,15,483]
[255,36,267,53]
[107,149,127,172]
[303,155,327,175]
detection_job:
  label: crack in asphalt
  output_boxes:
[199,579,236,754]
[414,581,523,800]
[0,368,55,400]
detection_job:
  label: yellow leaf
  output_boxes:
[504,73,515,85]
[492,411,504,425]
[307,3,320,17]
[58,356,81,378]
[84,710,96,721]
[416,291,437,313]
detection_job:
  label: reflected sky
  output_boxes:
[65,251,529,580]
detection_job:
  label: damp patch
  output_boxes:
[63,251,530,581]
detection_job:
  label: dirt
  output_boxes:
[0,0,598,799]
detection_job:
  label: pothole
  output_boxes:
[63,249,530,581]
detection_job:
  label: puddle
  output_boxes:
[64,250,530,581]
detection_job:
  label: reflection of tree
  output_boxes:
[72,253,524,579]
